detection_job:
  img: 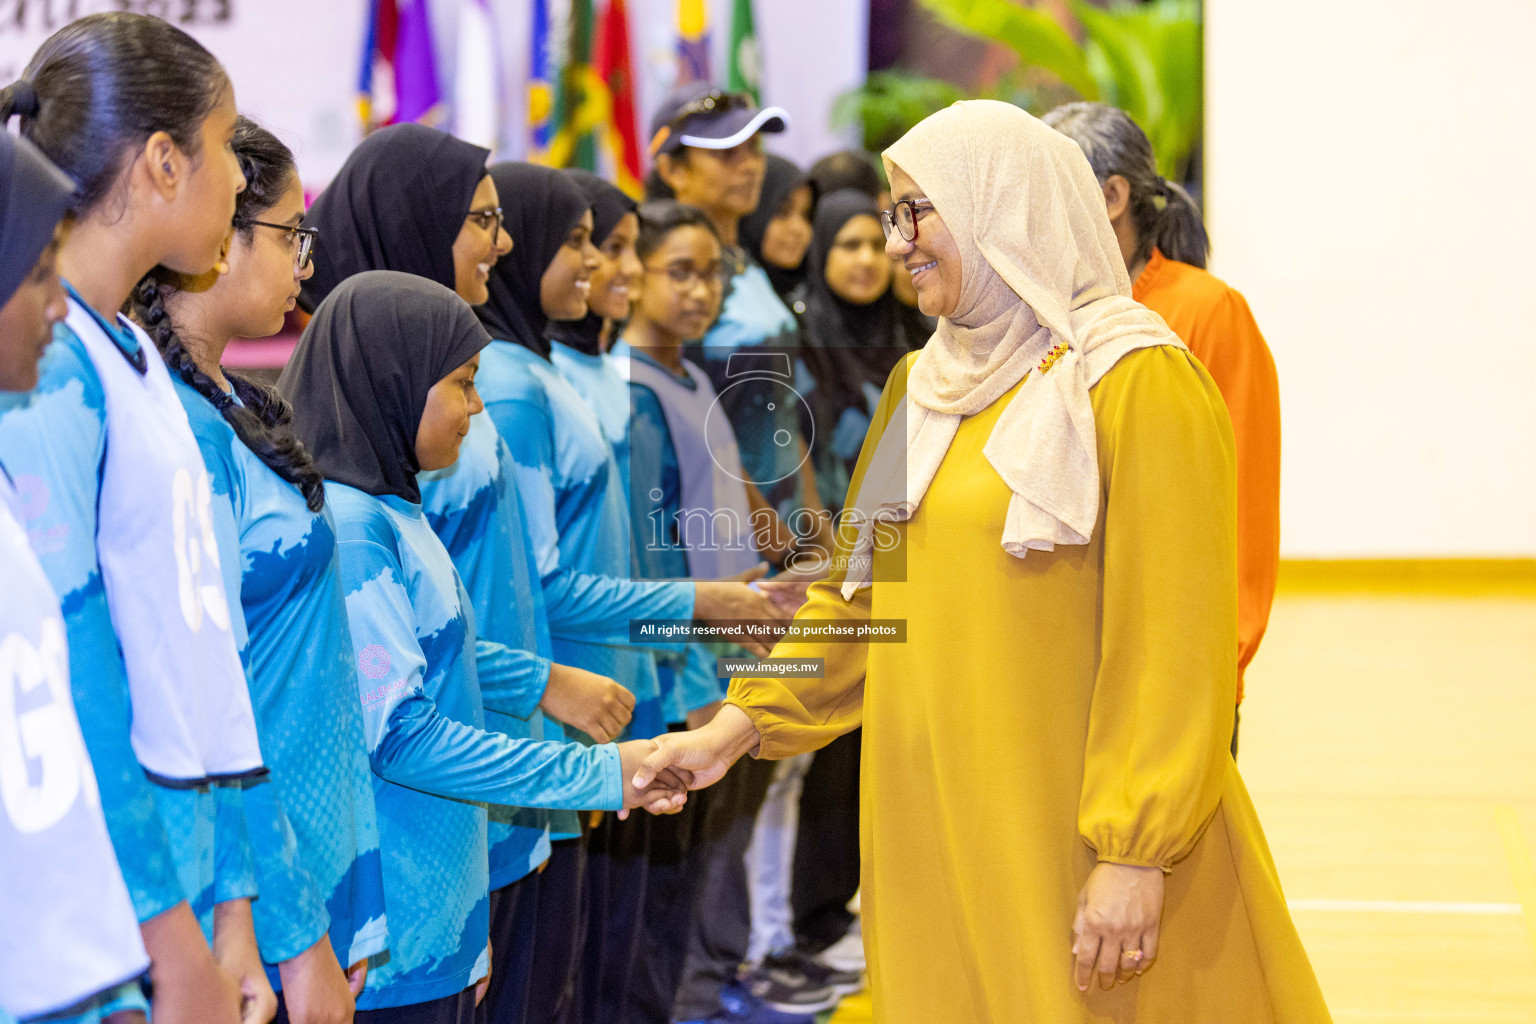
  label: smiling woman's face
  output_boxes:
[884,164,963,318]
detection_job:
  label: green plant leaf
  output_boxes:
[918,0,1099,100]
[832,70,971,152]
[1068,0,1160,129]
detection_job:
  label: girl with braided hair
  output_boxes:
[129,116,388,1024]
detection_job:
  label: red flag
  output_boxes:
[594,0,642,194]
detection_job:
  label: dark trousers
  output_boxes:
[528,833,589,1024]
[355,988,476,1024]
[626,763,708,1024]
[575,810,653,1024]
[790,728,862,954]
[477,873,540,1024]
[670,756,775,1022]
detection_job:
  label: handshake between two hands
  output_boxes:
[612,705,762,818]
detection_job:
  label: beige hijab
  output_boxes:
[841,100,1185,599]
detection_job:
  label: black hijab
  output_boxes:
[0,130,73,307]
[478,162,591,361]
[547,169,637,357]
[739,154,813,301]
[801,189,907,424]
[278,271,490,504]
[299,124,491,312]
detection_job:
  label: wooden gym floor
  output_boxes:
[830,574,1536,1022]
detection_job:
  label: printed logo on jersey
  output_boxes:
[359,644,391,680]
[13,473,68,555]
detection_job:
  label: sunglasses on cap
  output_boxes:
[649,90,755,157]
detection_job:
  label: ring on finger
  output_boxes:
[1120,949,1144,963]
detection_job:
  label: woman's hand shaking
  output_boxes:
[630,704,763,796]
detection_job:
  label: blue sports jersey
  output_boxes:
[550,341,634,495]
[420,412,578,884]
[0,312,255,938]
[475,339,692,745]
[327,482,622,1009]
[176,379,389,975]
[623,370,729,721]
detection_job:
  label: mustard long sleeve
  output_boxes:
[1078,346,1239,869]
[726,354,916,759]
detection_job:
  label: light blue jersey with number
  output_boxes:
[0,313,255,938]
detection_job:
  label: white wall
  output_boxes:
[0,1,367,189]
[2,1,862,187]
[1205,0,1536,557]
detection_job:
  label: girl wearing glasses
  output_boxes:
[637,101,1330,1023]
[300,123,511,314]
[129,116,388,1024]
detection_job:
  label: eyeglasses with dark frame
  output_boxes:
[644,260,725,291]
[244,220,319,270]
[465,206,505,246]
[879,198,935,243]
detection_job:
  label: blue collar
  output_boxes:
[63,279,147,375]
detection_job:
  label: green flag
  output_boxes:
[550,0,599,170]
[728,0,761,103]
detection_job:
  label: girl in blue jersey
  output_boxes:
[477,162,786,1024]
[297,124,637,1024]
[0,17,274,1024]
[129,118,389,1024]
[278,272,689,1024]
[0,124,151,1024]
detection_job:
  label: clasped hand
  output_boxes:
[616,739,693,818]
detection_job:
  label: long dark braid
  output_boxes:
[131,117,325,511]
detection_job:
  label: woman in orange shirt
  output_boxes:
[1046,102,1280,753]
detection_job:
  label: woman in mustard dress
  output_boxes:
[636,101,1331,1023]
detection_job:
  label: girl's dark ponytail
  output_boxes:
[131,117,326,512]
[1042,101,1210,270]
[1150,178,1208,271]
[9,13,227,214]
[0,78,42,124]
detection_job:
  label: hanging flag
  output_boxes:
[357,0,399,129]
[676,0,711,85]
[357,0,443,132]
[549,0,599,170]
[454,0,500,150]
[727,0,760,103]
[593,0,642,194]
[528,0,570,159]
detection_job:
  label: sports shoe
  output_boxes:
[730,958,841,1015]
[814,917,865,975]
[775,949,864,997]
